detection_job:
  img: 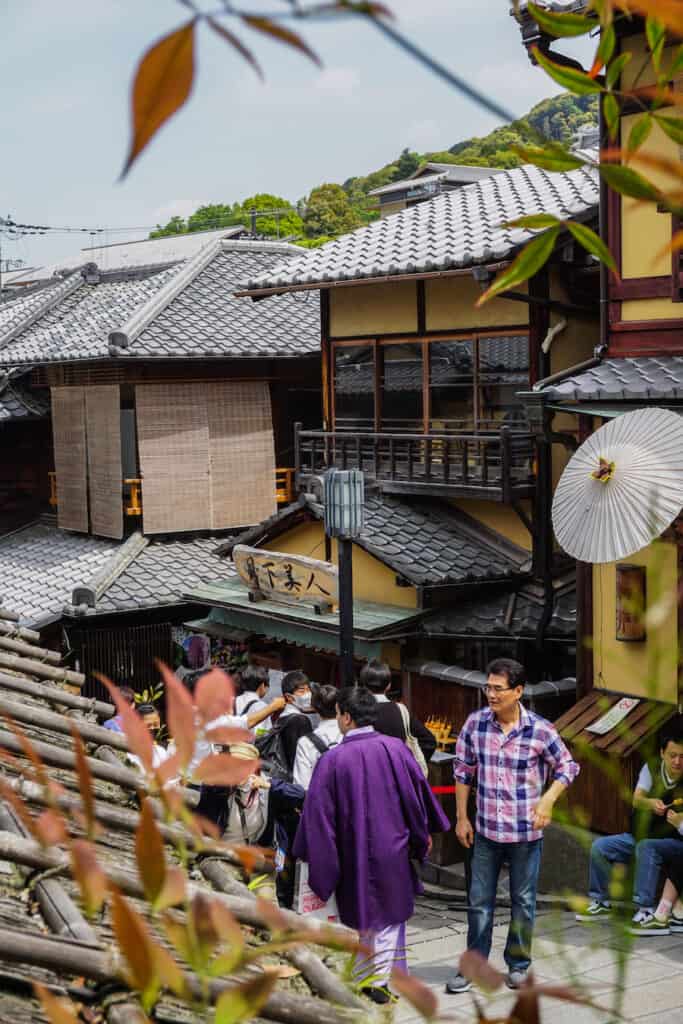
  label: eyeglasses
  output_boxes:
[483,684,514,695]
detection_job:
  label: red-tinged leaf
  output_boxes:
[153,940,188,998]
[255,895,290,933]
[33,983,81,1024]
[192,753,256,786]
[476,227,560,307]
[122,19,197,177]
[156,662,197,772]
[565,221,619,275]
[390,970,438,1020]
[590,23,615,78]
[194,667,235,726]
[235,846,271,876]
[242,16,321,66]
[532,45,603,95]
[526,2,597,37]
[5,716,51,793]
[509,988,541,1024]
[98,675,154,774]
[34,809,68,847]
[109,888,155,995]
[214,972,278,1024]
[210,899,245,948]
[69,725,97,841]
[154,750,182,787]
[207,17,263,80]
[155,867,186,911]
[657,228,683,263]
[70,839,107,918]
[186,809,221,841]
[203,725,251,746]
[614,0,683,37]
[162,914,194,965]
[190,891,221,962]
[135,799,166,904]
[459,950,506,992]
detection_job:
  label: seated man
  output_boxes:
[576,719,683,935]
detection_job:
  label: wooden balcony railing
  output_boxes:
[295,425,536,502]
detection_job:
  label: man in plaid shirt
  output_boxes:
[446,658,579,994]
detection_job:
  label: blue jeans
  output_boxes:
[467,833,543,972]
[589,833,683,909]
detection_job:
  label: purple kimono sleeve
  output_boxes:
[392,745,451,861]
[291,755,341,902]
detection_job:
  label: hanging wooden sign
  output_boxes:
[233,545,339,612]
[615,563,647,642]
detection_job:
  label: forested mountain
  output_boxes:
[150,93,598,244]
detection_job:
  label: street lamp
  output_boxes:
[323,468,364,688]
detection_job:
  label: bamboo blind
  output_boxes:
[136,383,211,534]
[208,381,276,529]
[136,381,276,534]
[51,387,89,533]
[86,385,123,539]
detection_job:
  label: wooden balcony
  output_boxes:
[295,426,536,502]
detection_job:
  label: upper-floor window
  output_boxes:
[332,333,529,434]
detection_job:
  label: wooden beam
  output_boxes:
[0,670,113,718]
[0,651,84,687]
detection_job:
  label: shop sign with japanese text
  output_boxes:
[233,545,339,608]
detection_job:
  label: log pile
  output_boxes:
[0,605,367,1024]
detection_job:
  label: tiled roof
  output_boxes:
[0,519,241,626]
[309,494,527,586]
[541,357,683,402]
[369,163,500,197]
[92,534,236,614]
[242,161,599,293]
[423,577,576,638]
[0,520,121,626]
[0,369,49,421]
[2,225,246,286]
[126,243,320,359]
[0,240,320,366]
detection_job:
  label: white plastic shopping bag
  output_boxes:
[294,860,338,922]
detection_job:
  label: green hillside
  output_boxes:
[150,93,598,242]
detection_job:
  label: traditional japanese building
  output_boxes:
[185,156,601,726]
[513,2,682,833]
[0,235,321,693]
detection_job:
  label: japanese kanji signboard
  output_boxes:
[233,545,339,610]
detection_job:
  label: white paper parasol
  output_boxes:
[552,408,683,564]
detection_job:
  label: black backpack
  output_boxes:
[255,722,292,782]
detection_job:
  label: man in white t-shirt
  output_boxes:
[235,665,272,736]
[293,685,341,789]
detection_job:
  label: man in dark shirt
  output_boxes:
[359,659,436,763]
[277,670,314,772]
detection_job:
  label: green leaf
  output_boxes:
[532,46,604,95]
[565,221,619,274]
[214,974,278,1024]
[606,52,631,90]
[475,227,561,307]
[599,164,662,203]
[603,92,620,140]
[655,114,683,146]
[669,45,683,78]
[513,143,584,172]
[505,214,562,230]
[527,3,597,37]
[646,15,666,71]
[626,113,653,154]
[595,24,616,70]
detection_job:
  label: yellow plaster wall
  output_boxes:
[453,500,532,552]
[547,275,599,374]
[381,642,403,670]
[621,116,677,284]
[592,541,679,704]
[425,277,529,331]
[262,520,418,609]
[329,282,417,337]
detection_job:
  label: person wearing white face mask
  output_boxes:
[276,670,314,776]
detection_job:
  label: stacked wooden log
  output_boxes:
[0,605,366,1024]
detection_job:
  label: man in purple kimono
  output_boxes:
[293,686,450,1003]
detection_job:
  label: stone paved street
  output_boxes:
[396,890,683,1023]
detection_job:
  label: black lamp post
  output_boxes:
[323,468,364,688]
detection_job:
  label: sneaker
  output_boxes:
[445,972,472,994]
[575,900,612,922]
[506,969,528,989]
[628,911,670,936]
[670,913,683,933]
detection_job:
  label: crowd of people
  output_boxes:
[103,655,683,1003]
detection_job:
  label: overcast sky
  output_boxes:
[3,0,592,268]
